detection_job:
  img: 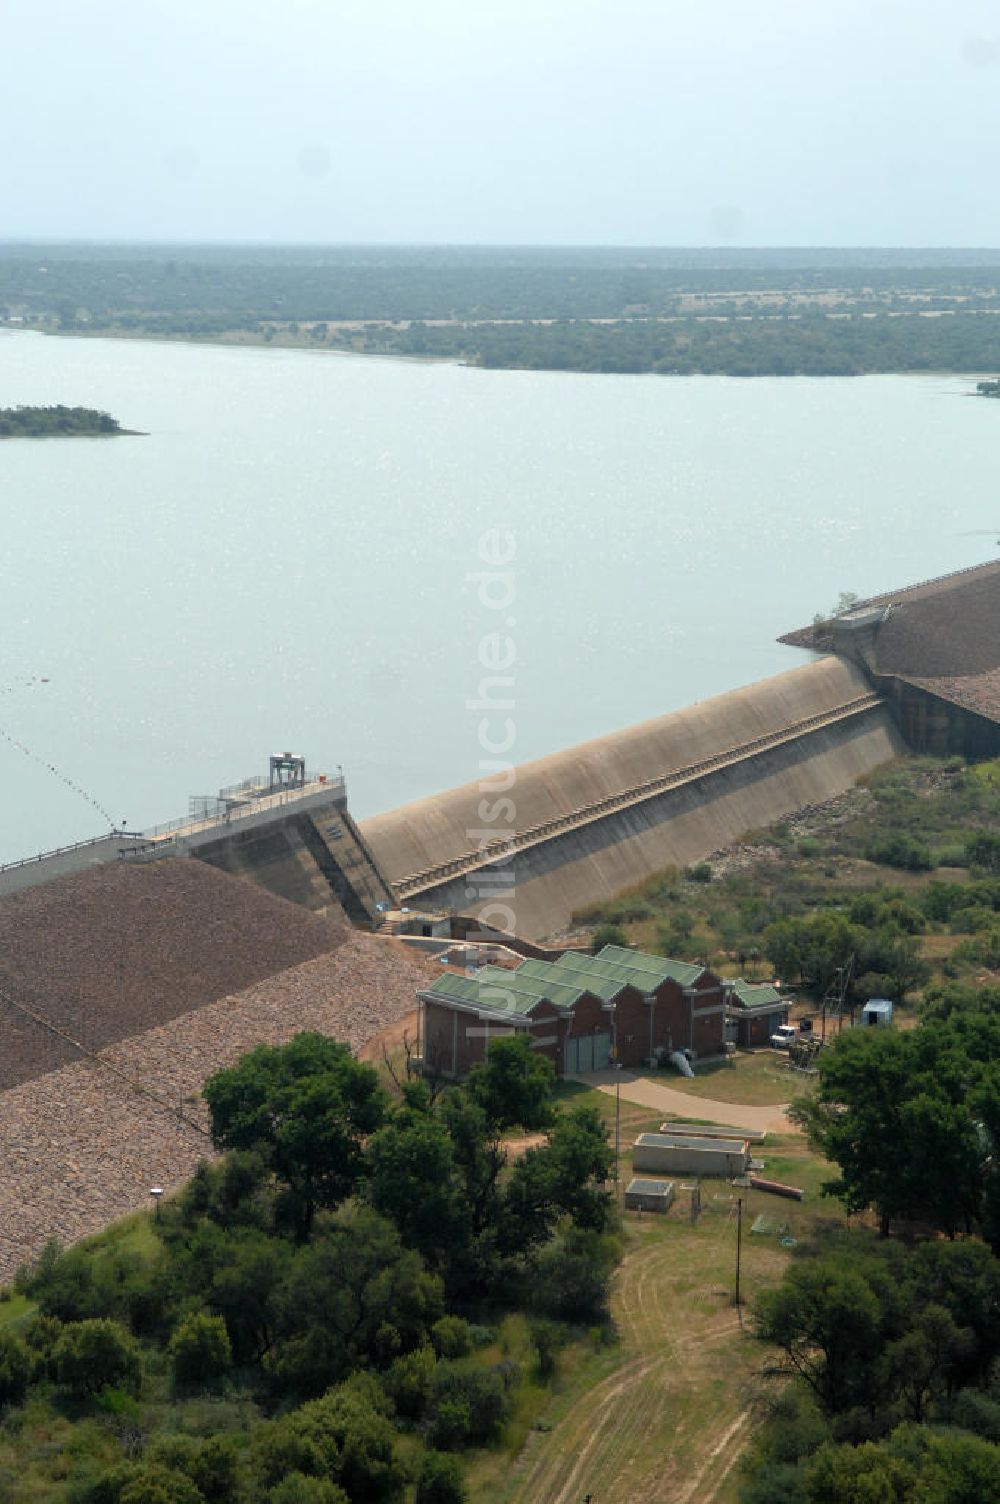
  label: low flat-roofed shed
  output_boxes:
[624,1178,675,1213]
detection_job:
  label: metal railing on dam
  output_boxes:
[0,831,147,878]
[0,777,347,882]
[391,690,882,899]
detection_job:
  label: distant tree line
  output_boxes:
[4,245,1000,376]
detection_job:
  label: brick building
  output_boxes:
[417,944,729,1079]
[726,979,790,1048]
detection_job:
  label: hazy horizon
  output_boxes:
[7,0,1000,245]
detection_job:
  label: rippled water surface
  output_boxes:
[0,329,995,860]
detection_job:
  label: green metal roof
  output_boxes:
[424,964,583,1018]
[516,955,624,1004]
[424,945,711,1020]
[527,951,646,1001]
[731,979,784,1010]
[596,944,706,988]
[424,970,539,1018]
[475,964,585,1011]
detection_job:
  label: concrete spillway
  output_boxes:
[360,656,904,939]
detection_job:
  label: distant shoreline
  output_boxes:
[2,321,996,382]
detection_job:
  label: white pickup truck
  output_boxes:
[770,1024,798,1050]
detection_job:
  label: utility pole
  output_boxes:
[735,1195,743,1321]
[614,1073,621,1200]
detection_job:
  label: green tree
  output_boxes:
[118,1467,205,1504]
[54,1318,143,1398]
[415,1450,467,1504]
[0,1330,31,1407]
[466,1035,555,1132]
[967,832,1000,873]
[364,1107,467,1270]
[270,1205,442,1398]
[255,1379,404,1501]
[763,912,861,993]
[203,1034,386,1236]
[168,1312,232,1389]
[792,1028,987,1237]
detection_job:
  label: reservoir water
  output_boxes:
[0,328,996,864]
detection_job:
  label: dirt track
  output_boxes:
[589,1071,795,1134]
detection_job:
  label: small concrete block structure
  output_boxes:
[862,998,893,1027]
[624,1177,675,1214]
[633,1132,751,1178]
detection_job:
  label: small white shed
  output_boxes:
[861,998,893,1028]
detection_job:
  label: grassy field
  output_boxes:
[642,1052,814,1108]
[464,1084,838,1504]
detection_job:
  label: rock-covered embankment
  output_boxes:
[0,933,433,1283]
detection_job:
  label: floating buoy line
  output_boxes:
[0,675,115,829]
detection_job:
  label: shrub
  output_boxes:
[116,1466,204,1504]
[169,1312,232,1389]
[529,1320,564,1379]
[54,1319,143,1399]
[22,1312,61,1381]
[255,1381,403,1500]
[967,832,1000,873]
[685,862,713,883]
[431,1317,472,1360]
[415,1450,467,1504]
[867,833,934,871]
[385,1346,437,1421]
[189,1436,243,1503]
[267,1476,348,1504]
[591,923,627,954]
[529,1232,616,1323]
[0,1331,31,1407]
[427,1363,508,1448]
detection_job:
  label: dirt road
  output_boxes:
[584,1070,796,1134]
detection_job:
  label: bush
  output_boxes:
[529,1320,563,1379]
[189,1436,243,1503]
[54,1319,143,1399]
[117,1466,204,1504]
[415,1450,467,1504]
[169,1312,232,1389]
[685,862,713,883]
[0,1331,31,1407]
[867,833,934,871]
[529,1231,616,1323]
[267,1476,348,1504]
[22,1312,61,1381]
[591,923,627,954]
[255,1381,403,1500]
[385,1346,437,1421]
[427,1363,508,1448]
[431,1317,472,1360]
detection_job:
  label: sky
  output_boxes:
[5,0,1000,245]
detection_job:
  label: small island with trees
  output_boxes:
[0,405,137,437]
[977,378,1000,398]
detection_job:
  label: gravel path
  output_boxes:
[0,934,434,1283]
[587,1071,795,1134]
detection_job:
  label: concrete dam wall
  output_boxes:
[360,656,904,940]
